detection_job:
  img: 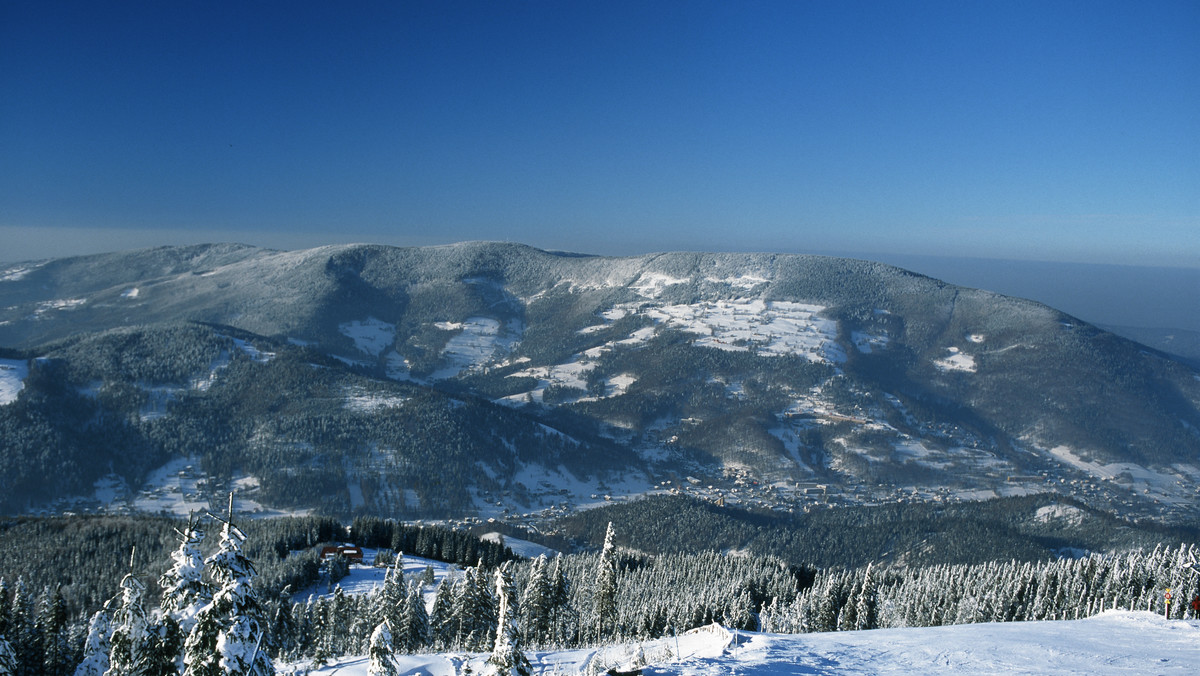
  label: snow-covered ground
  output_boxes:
[291,612,1200,675]
[933,346,976,372]
[294,553,458,612]
[0,358,28,405]
[340,317,396,357]
[430,317,522,380]
[479,532,557,559]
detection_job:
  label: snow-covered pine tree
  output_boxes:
[593,523,618,640]
[428,580,453,650]
[37,585,70,676]
[106,567,150,676]
[267,588,298,662]
[482,564,530,676]
[8,579,37,676]
[160,518,210,637]
[184,501,273,676]
[375,557,406,641]
[366,620,397,676]
[0,634,16,676]
[519,555,550,647]
[74,607,112,676]
[547,554,573,646]
[398,581,429,653]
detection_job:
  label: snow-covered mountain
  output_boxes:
[2,242,1199,523]
[296,612,1200,675]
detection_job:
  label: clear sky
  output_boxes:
[1,1,1197,266]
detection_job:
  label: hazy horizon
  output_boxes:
[2,1,1196,268]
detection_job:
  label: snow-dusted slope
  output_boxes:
[293,612,1200,675]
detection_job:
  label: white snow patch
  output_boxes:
[339,317,396,357]
[343,386,409,412]
[0,358,28,405]
[852,331,889,353]
[34,298,86,316]
[1045,444,1189,504]
[640,300,844,363]
[705,274,769,289]
[230,337,274,363]
[290,612,1200,675]
[480,532,558,559]
[934,346,977,372]
[631,272,690,298]
[1,264,41,282]
[768,427,814,473]
[968,333,986,343]
[129,458,209,516]
[1034,503,1085,526]
[431,317,521,379]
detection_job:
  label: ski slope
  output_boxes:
[291,611,1200,675]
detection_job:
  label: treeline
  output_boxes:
[556,494,1200,569]
[762,542,1200,633]
[0,514,515,623]
[2,513,1198,675]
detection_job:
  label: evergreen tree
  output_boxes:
[855,564,878,631]
[160,519,210,635]
[37,585,70,676]
[0,635,16,676]
[106,571,149,676]
[428,580,453,650]
[184,505,273,676]
[398,582,429,653]
[74,608,112,676]
[9,579,38,676]
[483,565,530,676]
[593,523,618,640]
[376,558,406,639]
[366,621,397,676]
[0,580,10,639]
[519,555,550,647]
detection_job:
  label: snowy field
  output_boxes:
[291,611,1200,675]
[0,358,27,404]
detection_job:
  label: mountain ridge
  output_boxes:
[2,242,1198,522]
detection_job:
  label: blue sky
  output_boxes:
[1,1,1197,266]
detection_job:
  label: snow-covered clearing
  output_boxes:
[431,317,521,379]
[339,317,396,357]
[1045,444,1190,504]
[230,336,274,363]
[296,553,457,612]
[631,272,690,298]
[0,358,28,405]
[642,300,844,362]
[933,346,976,372]
[291,612,1200,675]
[704,274,769,290]
[343,385,408,412]
[1034,503,1085,526]
[480,532,557,559]
[851,330,889,353]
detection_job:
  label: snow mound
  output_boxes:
[293,613,1200,675]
